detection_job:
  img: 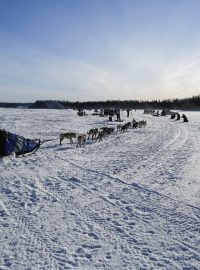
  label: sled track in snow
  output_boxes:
[1,174,75,269]
[1,110,200,270]
[36,156,200,268]
[2,157,199,269]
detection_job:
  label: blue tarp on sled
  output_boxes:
[0,129,40,157]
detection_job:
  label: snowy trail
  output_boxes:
[0,109,200,270]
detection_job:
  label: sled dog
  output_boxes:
[59,132,76,145]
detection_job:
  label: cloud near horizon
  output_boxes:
[1,44,200,102]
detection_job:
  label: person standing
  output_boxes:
[127,109,130,118]
[116,108,121,121]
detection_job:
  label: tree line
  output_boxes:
[0,95,200,110]
[30,95,200,110]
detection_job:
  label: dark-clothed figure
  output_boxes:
[182,114,189,122]
[161,109,166,116]
[171,113,176,119]
[176,113,180,120]
[116,108,121,121]
[127,109,130,118]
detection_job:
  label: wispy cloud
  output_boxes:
[1,43,200,102]
[1,0,200,102]
[0,45,135,101]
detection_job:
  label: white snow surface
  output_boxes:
[0,109,200,270]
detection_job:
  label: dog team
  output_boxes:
[59,118,147,147]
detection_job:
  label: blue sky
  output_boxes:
[0,0,200,102]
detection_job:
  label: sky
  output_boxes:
[0,0,200,102]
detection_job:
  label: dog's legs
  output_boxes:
[60,135,63,145]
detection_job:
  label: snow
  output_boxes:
[0,108,200,270]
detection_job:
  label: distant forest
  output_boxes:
[0,95,200,110]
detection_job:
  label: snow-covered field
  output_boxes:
[0,108,200,270]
